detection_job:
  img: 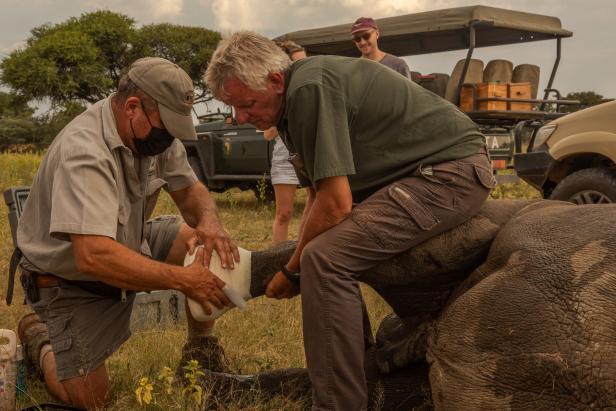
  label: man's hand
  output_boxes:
[183,247,231,315]
[170,182,240,269]
[187,218,240,270]
[265,271,299,299]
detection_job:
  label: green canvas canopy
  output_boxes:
[273,5,572,57]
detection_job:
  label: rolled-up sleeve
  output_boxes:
[50,145,119,241]
[162,139,198,192]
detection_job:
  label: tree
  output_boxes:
[0,92,34,119]
[0,91,86,151]
[0,117,38,150]
[2,19,113,104]
[138,24,221,103]
[562,91,614,113]
[0,11,220,106]
[0,91,37,150]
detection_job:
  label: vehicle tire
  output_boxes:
[549,167,616,204]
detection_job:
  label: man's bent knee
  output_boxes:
[299,233,351,294]
[62,363,109,410]
[299,236,329,272]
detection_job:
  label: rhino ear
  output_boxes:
[184,246,253,322]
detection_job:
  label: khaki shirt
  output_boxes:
[17,96,198,281]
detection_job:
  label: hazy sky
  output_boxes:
[1,0,614,100]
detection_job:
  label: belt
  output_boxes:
[27,270,133,300]
[36,274,62,288]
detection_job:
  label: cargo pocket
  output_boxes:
[47,315,73,355]
[388,184,439,231]
[418,164,456,186]
[473,163,497,189]
[352,184,440,250]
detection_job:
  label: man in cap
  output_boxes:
[16,57,239,409]
[351,16,412,79]
[205,32,494,411]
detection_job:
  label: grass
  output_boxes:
[0,153,540,410]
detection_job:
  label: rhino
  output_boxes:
[195,199,616,410]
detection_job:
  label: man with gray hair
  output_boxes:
[16,57,239,409]
[205,31,494,411]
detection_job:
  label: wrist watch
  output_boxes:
[281,264,301,286]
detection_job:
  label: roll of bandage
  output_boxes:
[184,246,252,321]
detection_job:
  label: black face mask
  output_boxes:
[131,104,175,156]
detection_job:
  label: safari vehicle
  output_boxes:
[185,113,274,200]
[274,5,578,183]
[514,100,616,204]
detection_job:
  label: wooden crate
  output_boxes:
[508,82,532,111]
[459,84,476,112]
[477,82,508,111]
[459,82,531,112]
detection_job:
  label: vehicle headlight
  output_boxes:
[533,125,556,149]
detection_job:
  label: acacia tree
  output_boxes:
[0,92,34,119]
[562,91,614,113]
[138,23,220,104]
[0,11,221,106]
[0,11,221,149]
[0,91,86,150]
[0,91,37,149]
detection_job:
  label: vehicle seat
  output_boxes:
[417,73,450,98]
[445,58,484,103]
[483,59,513,83]
[512,64,540,99]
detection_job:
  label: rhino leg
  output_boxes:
[249,241,296,297]
[237,200,537,409]
[356,200,535,374]
[428,201,616,410]
[249,200,535,304]
[197,347,432,410]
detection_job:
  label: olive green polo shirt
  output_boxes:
[278,56,484,202]
[16,95,198,281]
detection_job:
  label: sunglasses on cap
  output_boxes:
[352,31,374,43]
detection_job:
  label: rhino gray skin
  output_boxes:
[428,200,616,410]
[208,199,616,410]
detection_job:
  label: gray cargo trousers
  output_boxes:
[300,147,495,411]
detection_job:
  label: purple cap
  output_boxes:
[351,17,378,34]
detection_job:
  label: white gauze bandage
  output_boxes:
[184,246,252,321]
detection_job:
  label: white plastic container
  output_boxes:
[0,329,17,411]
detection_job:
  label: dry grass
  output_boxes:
[0,153,540,409]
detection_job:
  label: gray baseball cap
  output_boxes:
[128,57,197,140]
